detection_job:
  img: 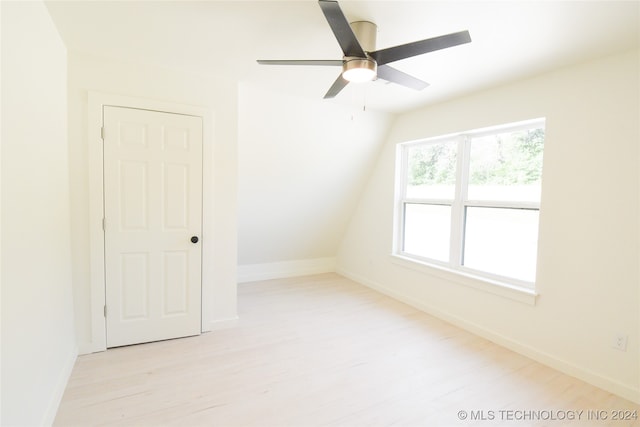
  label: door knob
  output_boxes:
[191,236,199,244]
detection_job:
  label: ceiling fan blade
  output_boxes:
[377,65,429,91]
[318,0,366,58]
[324,74,349,99]
[257,60,343,66]
[370,30,471,65]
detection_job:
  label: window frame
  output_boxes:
[395,119,545,291]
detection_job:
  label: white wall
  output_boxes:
[237,83,392,281]
[67,53,238,350]
[337,50,640,402]
[1,1,77,425]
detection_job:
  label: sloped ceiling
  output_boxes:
[238,83,392,264]
[46,1,639,113]
[46,1,639,266]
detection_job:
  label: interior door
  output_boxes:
[103,106,203,348]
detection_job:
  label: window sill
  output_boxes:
[389,254,538,306]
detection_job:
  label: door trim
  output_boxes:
[87,92,214,353]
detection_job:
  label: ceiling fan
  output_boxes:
[257,0,471,99]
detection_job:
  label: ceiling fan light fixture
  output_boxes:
[256,1,470,98]
[342,58,377,83]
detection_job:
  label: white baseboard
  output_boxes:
[209,316,239,331]
[337,268,640,404]
[238,257,336,283]
[77,317,240,353]
[42,345,78,426]
[78,342,101,355]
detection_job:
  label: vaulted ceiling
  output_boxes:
[47,1,639,113]
[46,1,639,266]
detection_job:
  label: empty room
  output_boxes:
[2,0,639,426]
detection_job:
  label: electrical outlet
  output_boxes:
[612,334,628,352]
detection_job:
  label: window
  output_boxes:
[395,119,545,289]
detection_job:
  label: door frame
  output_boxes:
[88,92,214,353]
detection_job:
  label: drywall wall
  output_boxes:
[67,53,238,351]
[1,1,77,425]
[337,50,640,402]
[237,83,392,280]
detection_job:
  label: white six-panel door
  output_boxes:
[103,106,203,348]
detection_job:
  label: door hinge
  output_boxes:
[100,127,105,140]
[104,305,107,317]
[102,218,106,231]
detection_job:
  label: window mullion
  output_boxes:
[396,146,410,253]
[466,200,540,210]
[404,198,454,205]
[450,136,470,267]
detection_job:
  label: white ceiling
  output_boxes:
[43,1,640,266]
[46,0,639,113]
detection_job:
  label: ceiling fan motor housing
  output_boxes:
[343,21,378,81]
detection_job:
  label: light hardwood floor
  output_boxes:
[55,274,639,426]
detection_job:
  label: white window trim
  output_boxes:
[389,253,538,305]
[393,118,544,302]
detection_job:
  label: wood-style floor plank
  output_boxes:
[54,274,639,426]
